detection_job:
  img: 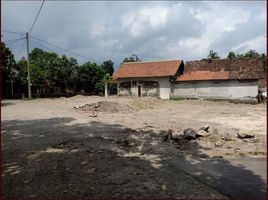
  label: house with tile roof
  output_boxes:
[112,60,184,99]
[109,58,263,100]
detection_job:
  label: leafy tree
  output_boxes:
[1,42,16,97]
[123,54,140,62]
[261,53,267,78]
[103,73,111,80]
[101,60,114,76]
[94,82,104,95]
[243,49,260,58]
[207,50,220,59]
[235,49,260,59]
[227,51,237,59]
[74,61,106,93]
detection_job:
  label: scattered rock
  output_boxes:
[183,128,197,141]
[89,113,97,117]
[237,132,255,139]
[221,133,234,141]
[242,138,259,143]
[199,125,210,132]
[212,155,223,159]
[215,141,223,147]
[172,134,184,143]
[162,184,167,191]
[196,130,210,137]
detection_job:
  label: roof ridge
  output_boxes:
[123,59,182,64]
[186,57,262,63]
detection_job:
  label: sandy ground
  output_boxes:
[1,96,267,199]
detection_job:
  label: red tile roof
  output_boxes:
[176,58,263,82]
[177,70,230,81]
[113,60,183,79]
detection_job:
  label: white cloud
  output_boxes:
[2,1,266,67]
[122,6,168,37]
[232,35,266,54]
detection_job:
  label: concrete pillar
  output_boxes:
[105,82,108,97]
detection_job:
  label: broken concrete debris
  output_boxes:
[89,110,97,117]
[199,125,210,132]
[163,126,211,143]
[183,128,197,141]
[237,132,255,139]
[196,130,210,137]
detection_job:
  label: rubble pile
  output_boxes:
[74,101,134,113]
[162,125,265,158]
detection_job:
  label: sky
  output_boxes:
[2,1,267,69]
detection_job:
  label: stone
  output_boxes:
[183,128,197,141]
[221,133,234,141]
[215,141,223,147]
[162,184,167,191]
[237,132,255,139]
[199,125,210,132]
[196,130,210,137]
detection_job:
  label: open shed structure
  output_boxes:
[112,60,184,99]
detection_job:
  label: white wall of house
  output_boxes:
[171,80,258,99]
[117,77,171,99]
[158,78,171,99]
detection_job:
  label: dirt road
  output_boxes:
[2,96,266,199]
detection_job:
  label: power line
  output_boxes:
[31,37,58,53]
[30,35,91,60]
[29,0,45,33]
[5,37,25,46]
[2,30,24,35]
[4,37,25,43]
[17,38,26,56]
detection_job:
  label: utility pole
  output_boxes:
[26,32,31,98]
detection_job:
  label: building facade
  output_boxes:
[110,58,263,100]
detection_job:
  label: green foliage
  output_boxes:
[103,73,111,80]
[1,43,115,97]
[227,51,237,59]
[1,42,16,97]
[123,54,140,63]
[95,82,104,95]
[261,54,267,77]
[101,60,114,76]
[207,50,220,59]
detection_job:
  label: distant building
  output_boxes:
[110,58,263,100]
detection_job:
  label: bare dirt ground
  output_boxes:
[1,96,267,199]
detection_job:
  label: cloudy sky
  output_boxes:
[2,1,266,69]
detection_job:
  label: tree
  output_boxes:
[235,49,260,59]
[261,53,267,78]
[207,50,220,59]
[123,54,140,63]
[74,61,106,93]
[243,49,260,59]
[1,42,16,97]
[227,51,237,59]
[101,60,114,76]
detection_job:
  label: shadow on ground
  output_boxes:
[1,102,15,107]
[2,117,266,199]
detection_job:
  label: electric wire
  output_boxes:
[30,35,91,60]
[2,30,24,35]
[29,0,45,33]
